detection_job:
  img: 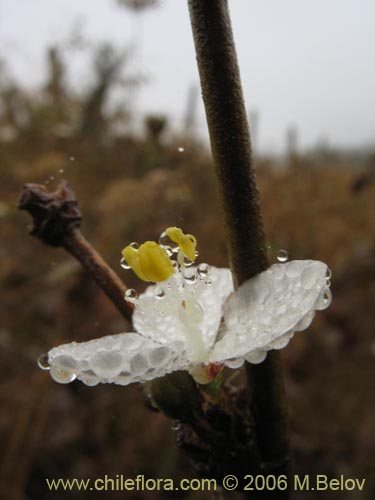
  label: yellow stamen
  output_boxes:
[166,226,197,262]
[122,241,175,282]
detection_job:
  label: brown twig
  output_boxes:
[18,180,134,323]
[187,0,291,489]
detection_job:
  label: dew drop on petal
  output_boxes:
[50,355,78,384]
[124,289,137,301]
[37,353,50,370]
[129,242,139,249]
[90,351,124,378]
[122,333,143,350]
[197,263,210,279]
[130,353,149,375]
[120,257,131,270]
[295,310,315,331]
[183,268,197,284]
[149,346,170,367]
[154,286,166,299]
[315,287,332,310]
[225,358,245,369]
[277,249,288,262]
[80,370,100,386]
[301,265,317,289]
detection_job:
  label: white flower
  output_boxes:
[40,228,332,387]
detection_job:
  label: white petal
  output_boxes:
[133,266,233,351]
[197,267,234,348]
[210,260,330,363]
[47,332,190,386]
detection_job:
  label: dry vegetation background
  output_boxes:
[0,25,374,500]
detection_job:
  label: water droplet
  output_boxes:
[120,257,131,270]
[205,279,212,286]
[129,242,139,249]
[124,289,137,301]
[171,420,181,431]
[159,231,179,252]
[184,268,197,284]
[225,358,244,369]
[315,287,332,310]
[177,251,193,268]
[326,267,332,285]
[59,169,64,174]
[90,351,124,378]
[177,146,184,153]
[70,156,75,161]
[49,355,78,384]
[37,353,50,370]
[197,263,210,279]
[154,286,166,299]
[49,176,55,181]
[277,249,288,263]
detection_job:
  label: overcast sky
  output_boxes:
[1,0,374,153]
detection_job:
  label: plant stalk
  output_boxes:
[187,0,291,485]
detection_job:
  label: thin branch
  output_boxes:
[18,180,134,323]
[187,0,291,483]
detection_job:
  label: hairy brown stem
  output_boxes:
[187,0,291,488]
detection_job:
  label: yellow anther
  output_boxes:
[166,227,197,262]
[122,241,175,282]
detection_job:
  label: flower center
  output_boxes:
[121,227,213,362]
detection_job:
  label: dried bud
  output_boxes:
[18,180,82,247]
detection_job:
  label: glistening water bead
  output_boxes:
[184,268,198,284]
[197,263,210,278]
[49,355,78,384]
[154,286,166,299]
[277,249,288,263]
[37,353,50,370]
[315,288,332,310]
[177,251,193,268]
[159,231,179,253]
[120,257,131,270]
[125,289,137,301]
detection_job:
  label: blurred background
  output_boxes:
[0,0,374,498]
